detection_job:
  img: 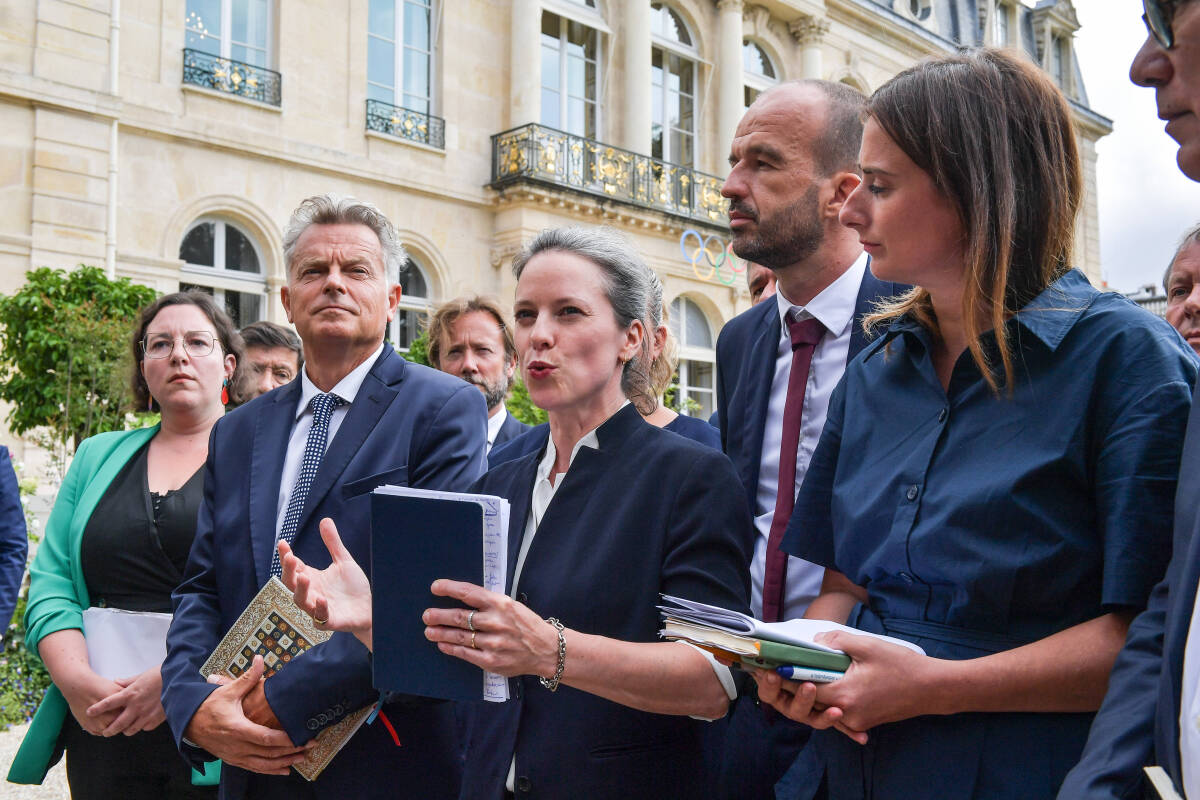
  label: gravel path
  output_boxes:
[0,724,67,800]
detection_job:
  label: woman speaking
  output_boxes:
[280,226,752,799]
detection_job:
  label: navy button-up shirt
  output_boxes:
[785,269,1198,648]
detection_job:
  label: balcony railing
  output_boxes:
[365,99,445,149]
[182,48,281,106]
[490,124,727,228]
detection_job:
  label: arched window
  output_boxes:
[367,0,435,115]
[178,218,266,329]
[650,3,697,167]
[540,11,601,137]
[743,40,777,111]
[392,258,432,353]
[669,296,715,418]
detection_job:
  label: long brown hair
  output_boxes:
[863,48,1082,392]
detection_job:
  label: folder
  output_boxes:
[369,486,509,703]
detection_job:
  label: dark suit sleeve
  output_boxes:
[162,432,228,764]
[715,327,734,453]
[0,447,27,630]
[410,383,487,492]
[262,382,487,745]
[661,449,753,614]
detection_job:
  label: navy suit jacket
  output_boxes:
[0,446,27,631]
[492,411,530,449]
[716,266,905,520]
[710,265,905,799]
[458,405,753,799]
[162,344,487,800]
[1059,377,1200,798]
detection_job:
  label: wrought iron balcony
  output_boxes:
[490,124,727,228]
[182,48,281,106]
[365,99,445,149]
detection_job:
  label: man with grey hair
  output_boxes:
[1163,223,1200,354]
[161,193,487,800]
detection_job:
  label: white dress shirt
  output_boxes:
[274,344,384,539]
[1181,592,1200,797]
[750,252,868,621]
[505,404,734,792]
[486,406,509,455]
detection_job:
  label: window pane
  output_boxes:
[684,300,711,347]
[400,264,428,297]
[743,41,774,78]
[671,129,693,167]
[186,0,222,53]
[541,88,561,128]
[567,97,584,135]
[231,0,268,52]
[542,44,561,91]
[651,3,691,47]
[402,94,430,114]
[224,226,260,273]
[369,36,396,90]
[689,359,713,389]
[668,298,682,338]
[395,308,423,350]
[542,11,560,41]
[180,223,215,266]
[369,0,395,38]
[565,20,596,60]
[651,125,664,160]
[674,56,694,96]
[584,99,596,139]
[687,387,713,419]
[404,0,430,50]
[226,290,262,329]
[567,54,584,97]
[744,85,759,112]
[367,82,393,102]
[231,43,267,68]
[404,46,430,100]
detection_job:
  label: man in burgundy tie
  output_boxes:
[710,80,908,799]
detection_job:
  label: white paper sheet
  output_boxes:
[82,606,173,679]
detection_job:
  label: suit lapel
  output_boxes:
[294,347,401,538]
[503,446,543,593]
[740,306,778,511]
[250,382,299,587]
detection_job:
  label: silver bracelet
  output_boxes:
[539,617,566,692]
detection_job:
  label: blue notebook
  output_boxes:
[369,486,509,703]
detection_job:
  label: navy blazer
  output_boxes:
[0,446,26,632]
[715,265,906,517]
[161,344,487,800]
[458,405,753,799]
[492,411,531,449]
[1059,376,1200,798]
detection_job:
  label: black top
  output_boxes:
[81,440,205,613]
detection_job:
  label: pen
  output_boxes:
[775,665,843,683]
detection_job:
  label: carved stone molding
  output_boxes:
[789,14,831,46]
[716,0,743,11]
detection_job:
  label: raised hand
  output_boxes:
[277,517,374,650]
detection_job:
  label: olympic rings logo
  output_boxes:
[679,230,746,286]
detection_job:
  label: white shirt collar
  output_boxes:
[487,405,509,445]
[295,343,384,419]
[774,251,869,339]
[534,400,629,483]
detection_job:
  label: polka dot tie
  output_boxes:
[270,392,346,577]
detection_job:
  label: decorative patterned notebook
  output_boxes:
[200,576,370,781]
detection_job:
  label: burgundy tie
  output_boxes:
[761,313,825,623]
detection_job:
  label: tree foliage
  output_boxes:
[402,330,547,427]
[0,266,157,448]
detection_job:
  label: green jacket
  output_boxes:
[7,426,157,784]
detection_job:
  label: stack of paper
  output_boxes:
[658,595,924,682]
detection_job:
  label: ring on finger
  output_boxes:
[470,630,478,649]
[467,610,476,632]
[313,613,328,625]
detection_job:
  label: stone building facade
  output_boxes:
[0,0,1109,434]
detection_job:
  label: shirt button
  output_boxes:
[938,407,948,422]
[518,592,529,604]
[906,485,919,501]
[516,776,532,793]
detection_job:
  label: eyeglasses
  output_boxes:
[1144,0,1182,50]
[141,331,217,359]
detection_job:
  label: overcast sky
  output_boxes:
[1074,0,1200,293]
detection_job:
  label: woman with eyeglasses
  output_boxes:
[749,48,1197,799]
[11,292,242,798]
